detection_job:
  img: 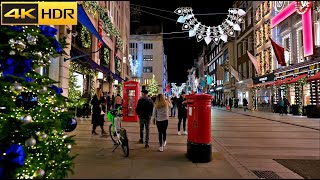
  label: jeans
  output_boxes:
[156,120,168,146]
[139,118,151,144]
[170,106,177,117]
[178,117,187,131]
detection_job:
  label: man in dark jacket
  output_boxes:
[283,96,289,114]
[135,89,154,148]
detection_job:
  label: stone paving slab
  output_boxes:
[66,116,242,179]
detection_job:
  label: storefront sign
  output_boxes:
[253,73,275,84]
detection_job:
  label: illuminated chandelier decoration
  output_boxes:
[171,83,186,96]
[129,54,139,76]
[174,7,246,45]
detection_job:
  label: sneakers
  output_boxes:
[159,146,164,152]
[178,131,181,135]
[163,141,167,147]
[183,131,188,135]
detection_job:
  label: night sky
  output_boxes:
[130,0,234,84]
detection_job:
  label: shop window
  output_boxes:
[303,84,311,106]
[297,28,304,63]
[282,34,291,65]
[144,78,152,85]
[238,43,242,58]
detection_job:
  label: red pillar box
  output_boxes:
[122,81,140,122]
[186,94,212,163]
[186,94,195,143]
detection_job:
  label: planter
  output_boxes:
[305,105,320,118]
[291,104,299,116]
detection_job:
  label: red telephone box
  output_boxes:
[123,81,140,122]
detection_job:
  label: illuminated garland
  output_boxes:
[80,26,91,49]
[83,1,123,50]
[70,62,96,97]
[83,1,98,18]
[103,47,110,65]
[116,58,121,72]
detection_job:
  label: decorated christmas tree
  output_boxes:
[146,74,159,97]
[0,25,77,179]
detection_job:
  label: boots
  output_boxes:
[101,129,108,135]
[92,130,98,135]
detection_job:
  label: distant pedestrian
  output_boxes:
[91,88,107,135]
[114,94,123,110]
[283,96,289,115]
[243,98,248,111]
[152,94,172,152]
[278,98,284,115]
[177,91,188,135]
[170,94,178,117]
[135,89,154,148]
[229,98,233,111]
[106,92,111,111]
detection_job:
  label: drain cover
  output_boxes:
[252,170,282,179]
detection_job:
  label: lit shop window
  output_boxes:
[143,55,153,61]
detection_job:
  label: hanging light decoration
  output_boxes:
[175,7,246,45]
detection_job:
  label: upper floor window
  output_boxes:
[143,66,153,73]
[143,55,153,61]
[238,43,242,58]
[144,43,153,49]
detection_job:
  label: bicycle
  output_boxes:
[107,106,129,157]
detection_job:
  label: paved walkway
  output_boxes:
[67,116,241,179]
[211,107,320,179]
[213,106,320,130]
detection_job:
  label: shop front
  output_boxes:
[252,73,275,112]
[273,60,320,117]
[236,78,253,109]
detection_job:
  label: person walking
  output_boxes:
[111,94,115,109]
[278,98,284,115]
[106,92,111,111]
[283,96,289,115]
[90,88,107,135]
[243,98,248,111]
[152,94,172,152]
[114,94,123,110]
[170,94,178,117]
[135,90,154,148]
[177,91,188,135]
[228,98,233,111]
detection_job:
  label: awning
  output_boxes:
[78,4,105,45]
[307,72,320,82]
[112,73,124,83]
[274,76,293,86]
[70,47,108,74]
[286,73,308,84]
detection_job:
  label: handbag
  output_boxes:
[226,105,230,110]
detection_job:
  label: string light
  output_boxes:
[175,7,246,45]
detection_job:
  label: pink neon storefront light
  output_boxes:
[271,1,314,57]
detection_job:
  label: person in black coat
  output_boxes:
[91,88,107,135]
[135,89,154,148]
[177,91,188,135]
[229,98,233,111]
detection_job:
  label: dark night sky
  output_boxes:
[130,0,234,84]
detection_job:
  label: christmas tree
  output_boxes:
[146,74,159,97]
[0,25,77,179]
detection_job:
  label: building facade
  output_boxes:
[129,34,168,94]
[39,1,131,99]
[233,1,255,109]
